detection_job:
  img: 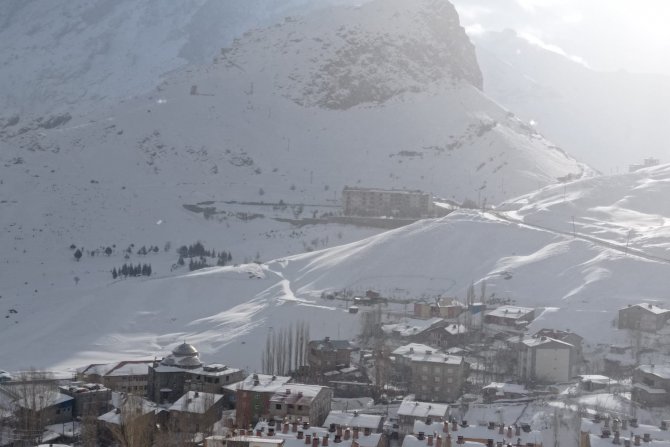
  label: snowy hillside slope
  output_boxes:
[0,0,594,371]
[0,0,590,300]
[473,30,670,172]
[0,0,361,117]
[500,163,670,260]
[2,168,670,372]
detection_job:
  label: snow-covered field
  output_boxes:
[2,166,670,373]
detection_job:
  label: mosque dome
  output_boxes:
[172,342,199,357]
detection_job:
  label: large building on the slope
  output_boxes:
[146,342,245,404]
[342,187,434,218]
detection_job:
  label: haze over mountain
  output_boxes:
[0,0,594,370]
[473,30,670,172]
[0,0,361,116]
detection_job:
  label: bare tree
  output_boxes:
[10,369,58,446]
[262,320,311,375]
[107,394,155,447]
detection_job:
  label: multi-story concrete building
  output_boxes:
[267,384,332,426]
[632,364,670,406]
[225,373,293,428]
[59,382,112,418]
[396,400,449,437]
[401,348,468,402]
[147,342,245,404]
[518,336,576,384]
[169,391,225,435]
[308,337,353,372]
[484,306,535,328]
[342,187,433,218]
[618,303,670,332]
[78,360,153,395]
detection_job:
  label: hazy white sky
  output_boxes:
[451,0,670,74]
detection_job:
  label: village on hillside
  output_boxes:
[2,286,670,447]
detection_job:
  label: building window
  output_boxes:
[298,405,303,410]
[276,404,282,410]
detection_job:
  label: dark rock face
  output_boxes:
[223,0,483,110]
[300,0,483,109]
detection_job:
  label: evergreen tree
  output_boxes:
[112,268,118,279]
[105,246,112,256]
[177,256,185,266]
[74,249,83,261]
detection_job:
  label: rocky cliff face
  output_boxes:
[221,0,483,110]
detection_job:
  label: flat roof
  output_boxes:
[224,374,292,393]
[323,411,382,430]
[486,306,534,319]
[397,400,449,418]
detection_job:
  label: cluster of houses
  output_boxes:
[2,298,670,446]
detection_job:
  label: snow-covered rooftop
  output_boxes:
[620,303,670,315]
[270,384,327,405]
[224,374,292,393]
[323,410,382,430]
[482,382,528,395]
[169,391,223,414]
[382,318,443,337]
[522,336,573,349]
[398,401,449,419]
[392,343,440,358]
[638,364,670,379]
[486,306,534,319]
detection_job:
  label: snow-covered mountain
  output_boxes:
[0,0,596,370]
[0,0,363,117]
[473,29,670,172]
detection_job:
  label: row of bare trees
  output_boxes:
[261,321,310,375]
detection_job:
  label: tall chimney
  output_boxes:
[443,422,450,434]
[337,426,343,438]
[323,435,329,447]
[436,435,443,447]
[643,434,651,443]
[499,425,504,435]
[452,421,458,432]
[344,429,351,441]
[353,427,359,440]
[428,435,434,446]
[507,426,513,438]
[634,435,640,446]
[445,434,452,447]
[305,434,312,445]
[515,425,521,436]
[298,431,304,440]
[293,422,299,433]
[313,435,320,447]
[613,431,621,445]
[364,427,371,437]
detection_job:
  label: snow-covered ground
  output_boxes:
[2,167,670,373]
